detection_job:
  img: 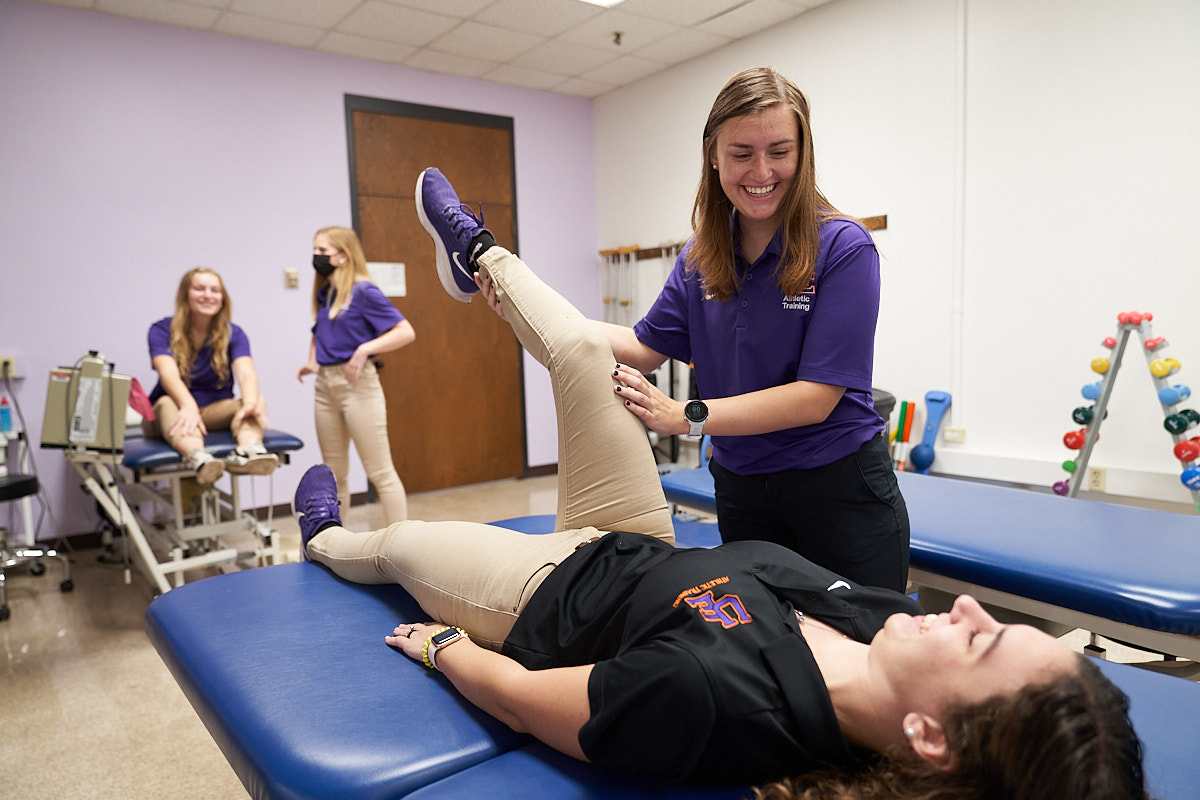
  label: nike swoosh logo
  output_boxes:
[826,580,851,592]
[452,251,471,278]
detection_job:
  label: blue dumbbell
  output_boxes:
[1159,385,1191,405]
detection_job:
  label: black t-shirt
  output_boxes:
[501,532,921,784]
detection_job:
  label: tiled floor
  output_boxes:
[0,471,1191,798]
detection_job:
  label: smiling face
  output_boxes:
[186,270,225,321]
[871,595,1078,716]
[711,103,799,241]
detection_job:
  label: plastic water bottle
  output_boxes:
[0,396,11,434]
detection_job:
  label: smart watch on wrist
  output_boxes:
[684,399,709,440]
[424,626,468,670]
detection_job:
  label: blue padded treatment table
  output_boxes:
[121,429,305,471]
[147,530,1200,799]
[661,467,1200,660]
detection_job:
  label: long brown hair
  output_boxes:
[311,226,372,320]
[689,66,844,301]
[169,267,232,387]
[755,657,1146,800]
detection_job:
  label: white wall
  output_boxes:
[595,0,1200,505]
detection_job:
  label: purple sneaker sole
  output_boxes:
[415,167,484,303]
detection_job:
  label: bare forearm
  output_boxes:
[592,321,665,373]
[697,381,845,436]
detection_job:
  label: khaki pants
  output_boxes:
[308,247,674,649]
[314,360,408,524]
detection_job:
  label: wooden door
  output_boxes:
[347,96,525,493]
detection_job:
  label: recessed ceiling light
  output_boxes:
[577,0,627,7]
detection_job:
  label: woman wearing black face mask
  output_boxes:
[296,226,415,524]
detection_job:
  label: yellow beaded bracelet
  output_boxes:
[421,627,468,670]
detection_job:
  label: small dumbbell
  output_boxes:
[1174,437,1200,463]
[1182,465,1200,491]
[1144,336,1167,351]
[1081,382,1102,400]
[1164,410,1200,434]
[1052,480,1071,496]
[1102,336,1117,349]
[1061,460,1077,473]
[1063,429,1088,450]
[1158,385,1192,405]
[1091,357,1110,374]
[1150,359,1175,378]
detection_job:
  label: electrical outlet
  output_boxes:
[943,427,965,443]
[1088,467,1106,492]
[0,355,14,378]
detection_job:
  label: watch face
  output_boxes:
[431,628,460,646]
[685,400,708,423]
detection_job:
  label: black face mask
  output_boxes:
[312,254,336,277]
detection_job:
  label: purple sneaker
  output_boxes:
[292,465,341,562]
[415,167,494,303]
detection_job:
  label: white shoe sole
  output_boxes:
[226,453,279,476]
[415,169,476,304]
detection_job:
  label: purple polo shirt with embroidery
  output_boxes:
[633,217,883,474]
[312,282,405,365]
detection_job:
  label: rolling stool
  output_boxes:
[0,473,73,621]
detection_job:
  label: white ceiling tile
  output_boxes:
[474,0,603,38]
[579,53,663,86]
[316,31,416,65]
[380,0,492,17]
[483,64,565,91]
[426,21,544,62]
[227,0,360,29]
[559,8,680,52]
[97,0,221,29]
[617,0,745,27]
[629,26,731,65]
[698,0,809,39]
[552,76,617,98]
[215,12,325,46]
[41,0,825,96]
[510,38,617,78]
[405,48,496,78]
[336,1,458,47]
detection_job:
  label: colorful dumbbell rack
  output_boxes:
[1056,311,1200,512]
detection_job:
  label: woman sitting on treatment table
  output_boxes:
[143,267,277,485]
[289,168,1145,799]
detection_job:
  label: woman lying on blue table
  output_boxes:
[290,168,1145,799]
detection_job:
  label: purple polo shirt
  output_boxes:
[312,282,405,365]
[146,318,251,407]
[633,217,883,474]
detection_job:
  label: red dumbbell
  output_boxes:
[1144,337,1167,351]
[1063,429,1088,450]
[1174,437,1200,463]
[1102,336,1117,349]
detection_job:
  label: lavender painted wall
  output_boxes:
[1,0,596,539]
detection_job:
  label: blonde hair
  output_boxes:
[311,226,372,320]
[688,66,844,301]
[169,267,232,387]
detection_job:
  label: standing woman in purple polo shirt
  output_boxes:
[144,267,278,485]
[603,67,909,592]
[296,226,415,524]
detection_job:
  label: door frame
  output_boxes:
[341,93,529,477]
